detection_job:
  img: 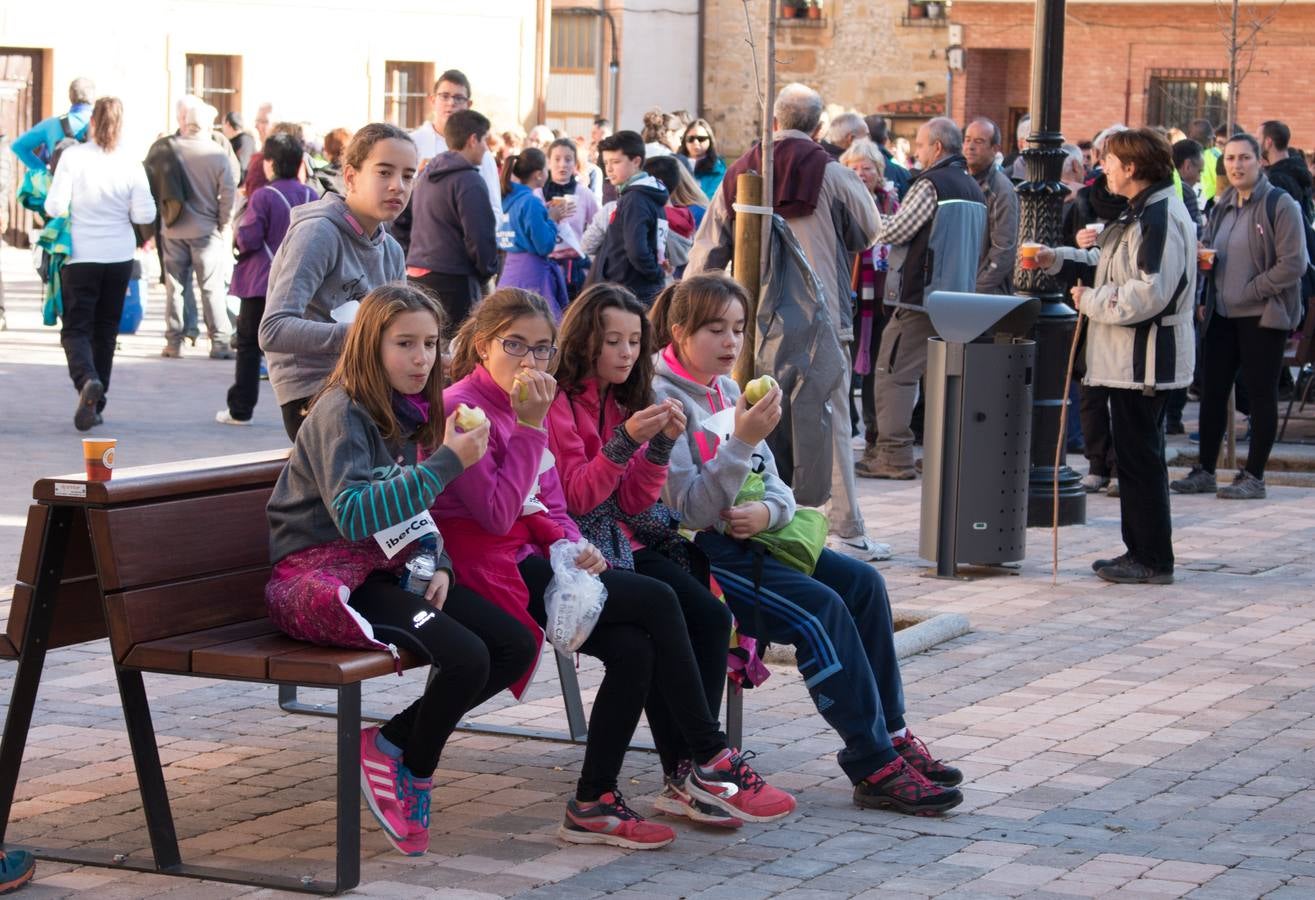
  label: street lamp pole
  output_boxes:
[1019,0,1086,528]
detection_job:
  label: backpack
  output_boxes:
[48,114,88,174]
[1264,188,1315,327]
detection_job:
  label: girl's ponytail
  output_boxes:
[500,147,548,198]
[648,283,680,347]
[499,153,520,198]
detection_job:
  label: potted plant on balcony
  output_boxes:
[926,1,944,19]
[806,0,823,19]
[782,0,803,19]
[908,1,928,20]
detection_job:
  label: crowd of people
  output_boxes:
[4,69,1311,875]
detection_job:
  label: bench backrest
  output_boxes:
[8,450,290,665]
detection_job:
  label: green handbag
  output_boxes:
[733,471,828,575]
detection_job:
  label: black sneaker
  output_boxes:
[75,379,104,431]
[893,731,963,787]
[1096,560,1174,585]
[853,756,962,816]
[1091,551,1132,573]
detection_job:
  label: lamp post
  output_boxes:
[1019,0,1085,528]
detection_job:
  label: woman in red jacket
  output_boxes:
[547,282,749,828]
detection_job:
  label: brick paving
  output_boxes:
[1,247,1313,898]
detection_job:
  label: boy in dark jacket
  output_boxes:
[593,130,669,306]
[406,110,498,340]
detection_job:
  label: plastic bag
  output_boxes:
[543,539,608,654]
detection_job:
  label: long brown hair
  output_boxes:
[318,283,446,447]
[90,97,123,152]
[554,284,654,412]
[649,273,750,348]
[449,288,558,382]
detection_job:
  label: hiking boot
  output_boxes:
[1080,473,1109,492]
[892,731,963,787]
[653,761,742,828]
[1106,480,1120,498]
[392,766,432,856]
[1217,470,1266,500]
[828,533,893,562]
[688,749,796,823]
[209,339,236,360]
[215,409,252,426]
[74,379,104,432]
[161,341,182,358]
[0,848,35,894]
[856,459,918,480]
[1091,551,1132,573]
[559,791,675,849]
[1095,560,1174,585]
[359,726,408,841]
[853,756,962,816]
[1170,466,1216,494]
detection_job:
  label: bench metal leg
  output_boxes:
[116,667,181,870]
[725,677,744,750]
[0,505,72,842]
[334,683,361,894]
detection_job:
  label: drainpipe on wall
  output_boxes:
[535,0,550,124]
[946,68,953,120]
[697,0,706,115]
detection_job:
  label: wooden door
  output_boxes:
[0,49,44,247]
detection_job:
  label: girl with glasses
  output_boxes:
[433,288,795,849]
[678,119,726,200]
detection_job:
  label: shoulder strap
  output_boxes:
[260,184,294,211]
[1265,187,1280,234]
[59,115,75,140]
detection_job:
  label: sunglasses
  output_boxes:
[686,135,711,144]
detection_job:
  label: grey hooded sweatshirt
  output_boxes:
[652,349,797,532]
[259,193,406,405]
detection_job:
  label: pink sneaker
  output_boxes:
[687,749,797,823]
[392,768,432,857]
[559,791,675,849]
[359,726,407,841]
[653,761,743,828]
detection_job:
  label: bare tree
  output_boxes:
[1216,0,1286,134]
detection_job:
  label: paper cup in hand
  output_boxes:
[1019,242,1044,270]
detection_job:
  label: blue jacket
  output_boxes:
[10,105,91,171]
[498,182,558,257]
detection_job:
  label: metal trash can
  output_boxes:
[918,291,1040,576]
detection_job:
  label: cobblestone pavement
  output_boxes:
[1,248,1313,898]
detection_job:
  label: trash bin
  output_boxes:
[919,291,1040,576]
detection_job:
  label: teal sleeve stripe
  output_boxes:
[367,489,380,536]
[417,465,444,495]
[330,463,450,541]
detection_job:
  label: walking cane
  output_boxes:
[1054,279,1087,584]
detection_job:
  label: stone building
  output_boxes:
[950,0,1315,150]
[700,0,955,155]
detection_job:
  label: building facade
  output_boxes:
[950,0,1315,150]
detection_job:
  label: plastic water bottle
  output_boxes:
[402,535,438,595]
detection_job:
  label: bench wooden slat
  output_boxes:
[122,618,282,672]
[191,632,319,679]
[32,450,290,507]
[103,569,270,662]
[17,505,96,584]
[269,646,423,686]
[6,582,108,655]
[88,490,273,592]
[0,634,16,661]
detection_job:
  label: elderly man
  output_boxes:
[149,99,238,359]
[822,112,869,160]
[688,83,890,561]
[866,118,987,480]
[963,117,1019,294]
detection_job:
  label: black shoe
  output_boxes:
[1091,551,1132,573]
[1096,561,1174,585]
[74,380,104,431]
[853,756,962,816]
[1165,421,1185,435]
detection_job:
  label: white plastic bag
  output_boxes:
[543,539,608,654]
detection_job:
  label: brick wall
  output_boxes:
[702,0,950,156]
[951,2,1315,150]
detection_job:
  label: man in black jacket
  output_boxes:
[406,110,498,342]
[1261,120,1314,221]
[592,130,668,306]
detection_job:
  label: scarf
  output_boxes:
[722,136,831,225]
[543,176,577,203]
[391,391,430,439]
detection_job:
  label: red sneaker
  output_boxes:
[559,791,675,850]
[653,761,743,828]
[893,731,963,786]
[853,756,962,816]
[687,749,797,823]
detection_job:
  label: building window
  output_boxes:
[384,60,433,131]
[185,54,241,119]
[551,14,597,72]
[1147,70,1228,131]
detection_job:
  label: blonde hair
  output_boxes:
[318,283,447,448]
[90,97,123,152]
[839,139,886,176]
[449,288,558,382]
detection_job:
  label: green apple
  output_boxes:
[454,403,486,431]
[744,374,778,406]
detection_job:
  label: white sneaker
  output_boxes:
[215,409,252,426]
[827,534,893,562]
[1079,473,1109,492]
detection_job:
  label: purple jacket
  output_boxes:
[231,179,318,298]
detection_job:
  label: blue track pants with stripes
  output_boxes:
[696,532,906,783]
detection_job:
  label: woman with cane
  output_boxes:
[1034,128,1196,585]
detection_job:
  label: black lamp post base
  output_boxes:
[1026,467,1087,527]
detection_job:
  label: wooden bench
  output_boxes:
[0,450,745,894]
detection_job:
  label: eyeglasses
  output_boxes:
[497,337,557,360]
[686,135,710,144]
[435,92,469,104]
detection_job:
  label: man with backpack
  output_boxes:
[9,77,94,174]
